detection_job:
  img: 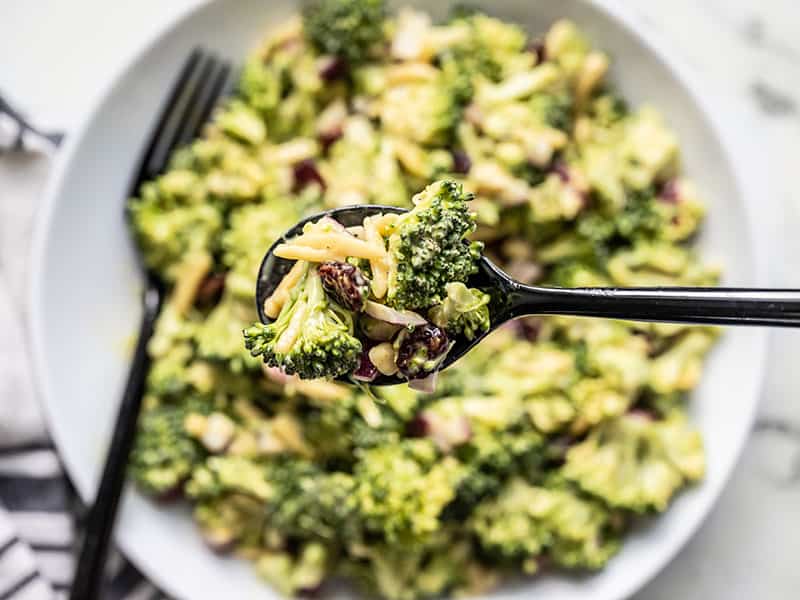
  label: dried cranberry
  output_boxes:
[509,316,542,341]
[319,127,343,152]
[451,149,472,174]
[318,261,370,312]
[293,159,326,192]
[195,272,226,308]
[353,348,379,382]
[526,39,547,64]
[318,56,348,81]
[395,324,450,379]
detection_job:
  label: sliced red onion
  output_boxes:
[658,178,680,203]
[364,300,427,327]
[551,161,571,183]
[352,349,379,382]
[509,316,543,341]
[627,408,656,421]
[408,371,438,393]
[411,410,471,452]
[195,272,226,308]
[505,259,543,285]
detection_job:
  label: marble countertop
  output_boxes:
[1,1,798,598]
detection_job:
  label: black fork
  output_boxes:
[70,49,235,600]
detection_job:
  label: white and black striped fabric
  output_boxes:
[0,99,168,599]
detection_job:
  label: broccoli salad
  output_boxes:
[244,180,488,386]
[128,1,720,598]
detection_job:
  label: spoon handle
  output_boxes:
[508,286,800,327]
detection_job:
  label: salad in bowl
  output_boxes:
[125,1,719,597]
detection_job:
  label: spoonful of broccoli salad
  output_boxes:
[247,179,800,389]
[246,180,485,390]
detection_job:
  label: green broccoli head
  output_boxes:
[244,264,362,380]
[529,92,574,131]
[186,455,275,502]
[428,282,490,341]
[129,182,222,281]
[341,534,473,600]
[263,459,360,542]
[351,440,464,543]
[380,79,459,147]
[446,426,544,519]
[130,399,209,497]
[386,180,483,310]
[193,295,260,373]
[303,0,386,65]
[194,493,267,552]
[470,478,621,572]
[257,543,329,597]
[222,199,308,300]
[216,100,267,146]
[562,412,705,512]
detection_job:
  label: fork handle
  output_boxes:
[508,286,800,327]
[70,284,162,600]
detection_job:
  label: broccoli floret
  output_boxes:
[263,459,360,542]
[222,199,309,300]
[303,0,386,65]
[439,12,529,106]
[607,241,720,287]
[380,79,459,147]
[351,440,464,543]
[649,329,718,394]
[257,543,329,597]
[216,100,267,146]
[194,295,260,373]
[323,124,411,208]
[194,493,267,551]
[386,180,482,310]
[428,282,490,341]
[563,412,705,512]
[244,264,362,379]
[130,399,210,497]
[529,92,573,131]
[129,184,222,281]
[471,478,621,572]
[341,534,472,600]
[187,455,275,502]
[447,426,544,518]
[239,56,283,115]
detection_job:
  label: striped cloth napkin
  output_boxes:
[0,100,170,599]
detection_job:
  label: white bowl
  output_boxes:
[29,1,767,599]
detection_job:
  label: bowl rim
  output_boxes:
[28,1,768,599]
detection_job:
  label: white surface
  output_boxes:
[2,0,799,599]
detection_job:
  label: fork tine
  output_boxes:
[173,55,223,148]
[174,58,231,148]
[136,48,210,183]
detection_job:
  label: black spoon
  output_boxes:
[256,205,800,386]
